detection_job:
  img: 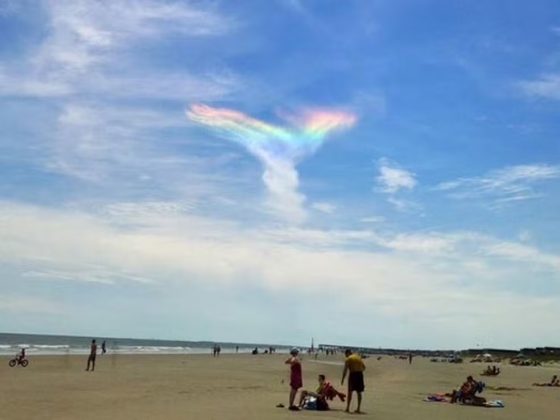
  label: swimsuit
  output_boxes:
[290,360,302,389]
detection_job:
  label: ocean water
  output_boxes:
[0,333,289,356]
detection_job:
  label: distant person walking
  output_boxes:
[409,353,413,364]
[285,348,302,411]
[341,349,365,414]
[86,339,97,372]
[102,340,107,355]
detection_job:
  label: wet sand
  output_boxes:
[1,353,559,419]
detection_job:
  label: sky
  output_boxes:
[0,0,559,350]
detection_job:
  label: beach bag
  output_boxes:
[316,397,329,411]
[303,397,317,410]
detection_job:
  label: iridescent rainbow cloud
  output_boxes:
[187,104,357,160]
[186,104,357,222]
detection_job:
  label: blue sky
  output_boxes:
[0,0,559,349]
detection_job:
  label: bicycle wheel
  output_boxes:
[21,360,29,367]
[8,359,16,367]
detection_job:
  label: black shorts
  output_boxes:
[349,371,365,392]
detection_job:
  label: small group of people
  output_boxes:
[250,346,276,355]
[533,375,560,387]
[212,344,221,357]
[450,376,486,406]
[284,348,366,413]
[481,365,500,376]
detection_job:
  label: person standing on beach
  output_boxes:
[86,339,97,372]
[102,340,107,355]
[285,348,302,411]
[341,349,365,413]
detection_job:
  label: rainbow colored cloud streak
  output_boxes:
[187,104,357,159]
[187,104,357,222]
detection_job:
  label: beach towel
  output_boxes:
[483,400,505,408]
[424,395,504,408]
[424,394,451,403]
[322,382,346,401]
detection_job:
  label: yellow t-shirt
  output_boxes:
[345,354,365,372]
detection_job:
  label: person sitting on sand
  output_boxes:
[451,376,486,405]
[533,375,560,387]
[462,376,486,406]
[298,374,346,410]
[285,348,302,411]
[482,365,500,376]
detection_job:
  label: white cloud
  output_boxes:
[379,233,456,254]
[386,197,423,213]
[2,201,559,288]
[0,1,238,99]
[311,202,336,214]
[518,229,532,242]
[517,73,560,100]
[481,240,560,271]
[0,295,65,315]
[23,269,153,285]
[40,0,232,72]
[436,163,560,204]
[260,156,307,223]
[376,158,417,193]
[2,201,560,346]
[360,215,385,223]
[375,158,420,212]
[0,1,242,204]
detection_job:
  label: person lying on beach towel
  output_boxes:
[424,394,504,408]
[299,374,346,410]
[424,393,451,403]
[533,375,559,387]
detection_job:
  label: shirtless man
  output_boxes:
[86,339,97,372]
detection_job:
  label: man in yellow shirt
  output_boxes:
[341,349,365,413]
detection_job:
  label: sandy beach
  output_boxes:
[1,353,559,419]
